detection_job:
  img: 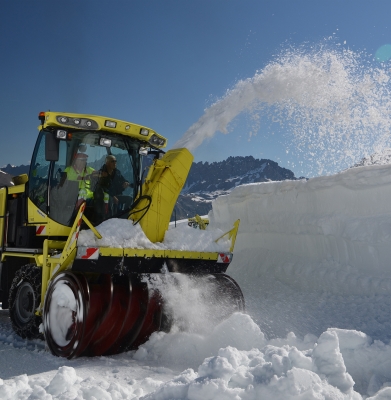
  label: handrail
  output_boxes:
[214,219,241,252]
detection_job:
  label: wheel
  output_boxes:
[8,264,43,340]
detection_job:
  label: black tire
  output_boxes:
[8,264,43,340]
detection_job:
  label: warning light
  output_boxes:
[38,112,45,124]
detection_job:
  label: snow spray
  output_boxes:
[144,271,238,334]
[173,42,391,176]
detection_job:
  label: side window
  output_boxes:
[49,140,80,226]
[29,132,51,213]
[111,148,135,195]
[52,140,67,187]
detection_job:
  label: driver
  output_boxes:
[95,155,131,220]
[63,153,95,205]
[96,155,130,216]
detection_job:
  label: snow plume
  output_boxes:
[173,42,391,176]
[144,272,242,335]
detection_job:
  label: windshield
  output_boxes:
[29,129,141,227]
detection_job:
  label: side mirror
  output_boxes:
[139,147,165,159]
[45,132,59,161]
[148,150,165,160]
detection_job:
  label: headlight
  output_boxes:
[56,130,67,140]
[149,134,166,147]
[140,128,149,136]
[105,120,117,128]
[100,138,112,147]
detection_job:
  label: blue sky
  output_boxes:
[1,1,391,177]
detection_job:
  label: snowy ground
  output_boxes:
[1,163,391,399]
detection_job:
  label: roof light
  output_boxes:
[56,116,98,129]
[140,128,149,136]
[38,112,46,124]
[125,125,130,130]
[80,118,97,129]
[56,130,67,140]
[105,120,117,128]
[99,138,112,147]
[149,134,166,147]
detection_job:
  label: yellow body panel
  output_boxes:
[80,247,220,260]
[0,181,26,247]
[130,148,194,243]
[98,247,124,257]
[107,248,221,260]
[164,249,219,260]
[27,198,48,225]
[27,198,71,237]
[0,187,6,246]
[0,180,71,240]
[12,174,28,185]
[1,252,37,263]
[6,184,25,195]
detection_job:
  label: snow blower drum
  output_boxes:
[42,271,244,358]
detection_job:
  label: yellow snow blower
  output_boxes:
[0,112,244,358]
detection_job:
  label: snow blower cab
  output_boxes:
[0,111,244,358]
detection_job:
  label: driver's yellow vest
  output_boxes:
[64,166,95,199]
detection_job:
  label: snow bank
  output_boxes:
[210,163,391,341]
[212,163,391,281]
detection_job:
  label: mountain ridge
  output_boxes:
[0,156,299,220]
[174,155,300,219]
[1,163,30,177]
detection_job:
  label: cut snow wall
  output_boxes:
[210,164,391,297]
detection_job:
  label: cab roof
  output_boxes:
[38,111,167,149]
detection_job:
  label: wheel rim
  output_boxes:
[47,282,80,347]
[43,272,89,358]
[15,282,36,324]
